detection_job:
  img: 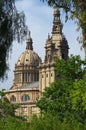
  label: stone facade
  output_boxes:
[6,8,69,121]
[6,82,40,121]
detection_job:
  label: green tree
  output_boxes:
[29,114,63,130]
[29,113,85,130]
[70,73,86,124]
[0,0,27,80]
[0,116,29,130]
[37,55,86,124]
[41,0,86,56]
[0,90,18,117]
[0,90,29,130]
[37,81,72,121]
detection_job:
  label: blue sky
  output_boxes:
[0,0,85,89]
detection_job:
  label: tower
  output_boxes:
[39,8,69,92]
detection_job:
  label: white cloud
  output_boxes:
[16,0,34,11]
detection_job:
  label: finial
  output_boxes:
[28,30,31,38]
[27,30,31,39]
[48,33,50,39]
[26,30,33,50]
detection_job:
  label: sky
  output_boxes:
[0,0,85,90]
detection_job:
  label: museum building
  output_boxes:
[6,8,69,120]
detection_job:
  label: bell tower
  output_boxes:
[39,8,69,92]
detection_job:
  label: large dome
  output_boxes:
[16,31,41,67]
[16,50,41,66]
[13,32,41,87]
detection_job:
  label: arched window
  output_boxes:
[21,94,30,101]
[34,73,39,81]
[10,95,16,102]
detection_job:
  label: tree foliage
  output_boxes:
[0,90,19,117]
[0,116,28,130]
[0,90,29,130]
[70,74,86,123]
[29,113,86,130]
[0,0,28,80]
[37,55,86,126]
[41,0,86,55]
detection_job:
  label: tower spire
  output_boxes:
[26,30,33,50]
[52,7,62,34]
[28,30,31,38]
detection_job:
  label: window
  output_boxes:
[22,73,24,82]
[51,73,53,77]
[28,73,30,82]
[25,73,27,82]
[21,94,30,101]
[34,73,39,81]
[37,73,39,81]
[46,74,48,77]
[42,75,44,78]
[10,95,16,102]
[34,73,36,81]
[62,53,65,59]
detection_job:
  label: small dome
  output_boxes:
[16,50,41,66]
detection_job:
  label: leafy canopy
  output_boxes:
[0,0,28,80]
[29,112,86,130]
[37,55,86,124]
[0,89,29,130]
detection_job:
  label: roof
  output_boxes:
[8,82,39,92]
[18,81,39,89]
[16,50,41,66]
